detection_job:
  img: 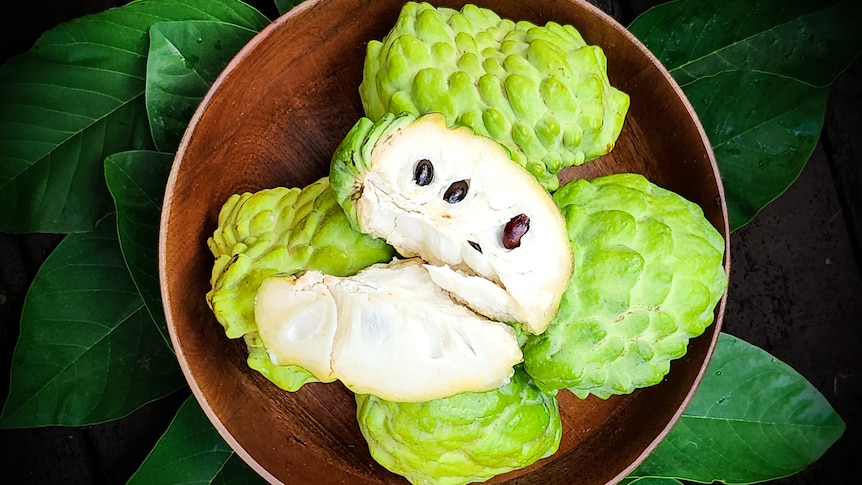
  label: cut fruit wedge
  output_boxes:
[331,113,573,334]
[254,258,523,402]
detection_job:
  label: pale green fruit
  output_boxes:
[206,177,394,389]
[360,1,630,190]
[330,112,572,334]
[254,258,522,402]
[523,173,728,399]
[207,177,394,338]
[356,366,561,485]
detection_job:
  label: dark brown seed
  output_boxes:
[503,213,530,249]
[413,159,433,186]
[468,240,483,253]
[443,180,469,203]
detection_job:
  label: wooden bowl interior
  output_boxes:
[160,0,730,483]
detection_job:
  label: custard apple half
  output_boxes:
[523,173,728,399]
[206,177,394,390]
[359,1,630,190]
[355,366,561,485]
[254,257,522,402]
[330,112,572,334]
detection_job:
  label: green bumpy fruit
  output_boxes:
[206,177,395,390]
[359,1,630,191]
[523,173,728,399]
[355,367,561,485]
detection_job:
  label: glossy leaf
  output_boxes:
[683,70,828,230]
[630,333,845,483]
[105,151,174,347]
[629,0,862,88]
[620,479,683,485]
[629,0,862,231]
[146,20,260,152]
[128,395,266,485]
[275,0,305,15]
[0,215,185,428]
[212,455,270,485]
[0,0,270,234]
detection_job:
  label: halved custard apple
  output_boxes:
[330,112,572,334]
[254,258,522,402]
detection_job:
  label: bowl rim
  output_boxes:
[158,2,327,483]
[574,0,731,482]
[158,0,731,483]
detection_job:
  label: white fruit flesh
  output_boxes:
[254,272,338,381]
[355,114,573,333]
[254,258,522,402]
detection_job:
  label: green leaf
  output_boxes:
[105,151,174,347]
[682,70,828,230]
[0,215,186,428]
[0,0,270,234]
[146,20,260,152]
[629,0,862,231]
[630,333,845,484]
[212,454,270,485]
[620,478,684,485]
[128,395,266,485]
[274,0,305,15]
[629,0,862,87]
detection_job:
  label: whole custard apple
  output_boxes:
[359,1,630,191]
[355,366,561,485]
[523,173,728,399]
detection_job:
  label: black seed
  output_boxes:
[468,241,483,253]
[503,213,530,249]
[443,180,469,203]
[413,159,434,186]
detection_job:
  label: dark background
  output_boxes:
[1,0,859,484]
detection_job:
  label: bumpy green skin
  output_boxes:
[360,1,630,191]
[523,173,728,399]
[330,112,417,231]
[206,177,394,389]
[355,367,561,485]
[244,333,320,392]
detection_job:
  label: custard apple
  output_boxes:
[359,1,630,190]
[254,257,522,402]
[206,177,394,390]
[523,173,728,399]
[330,112,572,334]
[206,177,394,338]
[355,366,561,485]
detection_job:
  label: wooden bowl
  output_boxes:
[159,0,730,483]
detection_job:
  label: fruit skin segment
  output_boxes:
[205,177,395,390]
[355,366,561,485]
[330,112,573,334]
[253,258,523,402]
[523,173,728,399]
[359,1,630,191]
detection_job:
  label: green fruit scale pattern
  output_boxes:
[356,366,561,485]
[360,1,630,191]
[524,173,728,399]
[206,177,394,339]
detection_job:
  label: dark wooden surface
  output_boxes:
[1,1,859,484]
